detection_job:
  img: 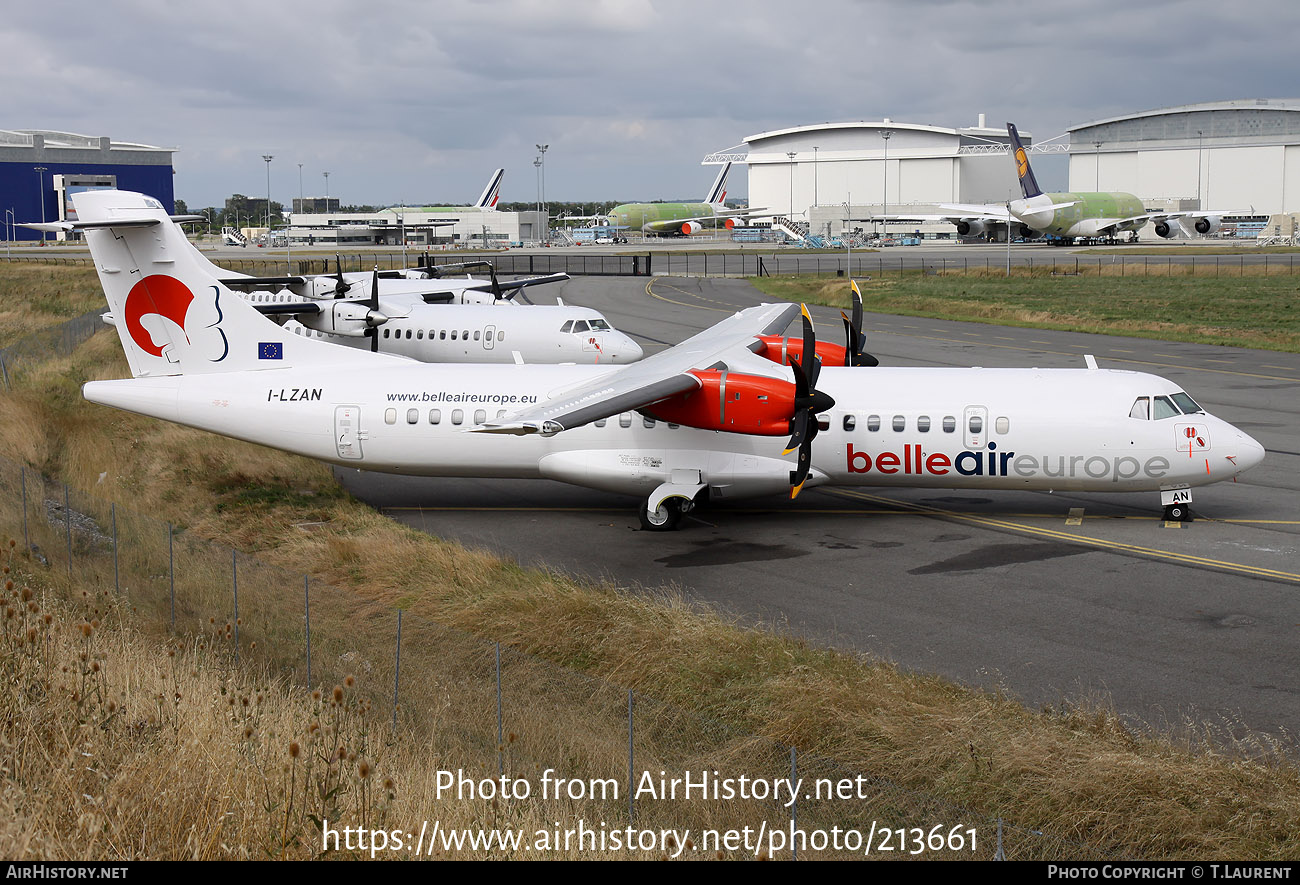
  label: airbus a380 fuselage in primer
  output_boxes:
[67,191,1263,529]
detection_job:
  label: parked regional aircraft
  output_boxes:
[881,123,1237,243]
[606,163,772,236]
[66,191,1263,529]
[73,219,642,365]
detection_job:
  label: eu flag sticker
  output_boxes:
[259,342,283,360]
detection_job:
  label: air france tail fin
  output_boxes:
[66,189,401,379]
[475,168,505,209]
[704,162,732,205]
[1006,123,1043,200]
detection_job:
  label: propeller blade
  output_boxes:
[841,280,879,367]
[370,267,380,353]
[489,264,503,301]
[790,436,812,499]
[784,409,807,456]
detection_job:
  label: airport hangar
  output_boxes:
[725,100,1300,241]
[0,130,176,242]
[285,204,550,248]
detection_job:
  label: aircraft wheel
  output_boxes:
[1163,503,1192,522]
[639,498,683,531]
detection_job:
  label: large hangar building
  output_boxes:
[731,115,1039,239]
[0,130,175,241]
[1068,98,1300,226]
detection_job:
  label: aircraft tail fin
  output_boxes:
[1006,123,1043,199]
[704,162,732,205]
[65,189,398,379]
[475,168,505,209]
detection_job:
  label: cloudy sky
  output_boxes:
[5,1,1292,209]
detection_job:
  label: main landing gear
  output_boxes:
[1162,503,1193,523]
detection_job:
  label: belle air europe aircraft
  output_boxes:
[892,123,1236,243]
[65,190,1263,529]
[605,163,772,236]
[72,228,642,366]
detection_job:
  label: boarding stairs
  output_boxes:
[221,226,248,247]
[772,216,810,245]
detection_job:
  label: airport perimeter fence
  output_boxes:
[0,308,102,390]
[0,454,1125,861]
[0,310,1131,861]
[7,250,1300,280]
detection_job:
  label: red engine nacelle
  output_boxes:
[752,334,848,370]
[680,220,703,235]
[723,217,742,230]
[645,369,795,435]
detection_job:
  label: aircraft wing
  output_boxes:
[935,203,1014,221]
[474,302,801,435]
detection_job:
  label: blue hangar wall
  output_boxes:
[0,132,175,242]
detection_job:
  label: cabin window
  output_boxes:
[595,418,607,428]
[1153,396,1180,420]
[451,331,458,340]
[968,415,984,435]
[451,409,464,425]
[1171,392,1203,414]
[995,417,1010,434]
[497,331,505,341]
[643,416,656,429]
[917,416,931,433]
[619,412,633,428]
[942,416,956,433]
[473,331,480,341]
[384,408,397,425]
[496,410,506,419]
[866,414,881,432]
[462,330,469,340]
[668,423,679,430]
[892,415,905,432]
[474,409,486,425]
[406,409,418,424]
[843,415,856,432]
[440,331,447,340]
[428,409,441,424]
[383,329,391,339]
[1129,397,1150,420]
[416,330,424,340]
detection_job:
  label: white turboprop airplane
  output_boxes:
[51,219,643,366]
[66,191,1264,529]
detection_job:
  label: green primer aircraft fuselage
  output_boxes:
[1012,191,1147,239]
[606,201,742,236]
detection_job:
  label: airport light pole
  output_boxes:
[1196,130,1203,206]
[534,156,542,213]
[880,131,890,240]
[812,146,819,208]
[297,163,303,216]
[1093,141,1102,191]
[536,144,549,240]
[786,151,796,222]
[33,166,47,244]
[4,208,12,258]
[323,171,330,207]
[262,155,274,237]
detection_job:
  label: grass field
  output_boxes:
[752,269,1300,352]
[2,265,1300,858]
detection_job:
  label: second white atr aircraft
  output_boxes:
[71,191,1263,529]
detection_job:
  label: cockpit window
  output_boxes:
[1153,395,1180,420]
[588,319,611,331]
[571,320,590,334]
[559,320,573,333]
[1129,397,1149,420]
[1170,392,1203,414]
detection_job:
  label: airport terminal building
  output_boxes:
[0,130,175,241]
[287,205,549,247]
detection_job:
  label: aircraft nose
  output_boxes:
[624,337,644,361]
[1235,430,1266,473]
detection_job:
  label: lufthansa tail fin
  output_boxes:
[1006,123,1043,200]
[704,162,732,205]
[67,189,401,379]
[475,169,505,209]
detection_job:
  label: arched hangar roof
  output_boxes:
[1068,99,1300,150]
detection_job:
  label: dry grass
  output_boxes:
[4,273,1300,859]
[0,264,103,342]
